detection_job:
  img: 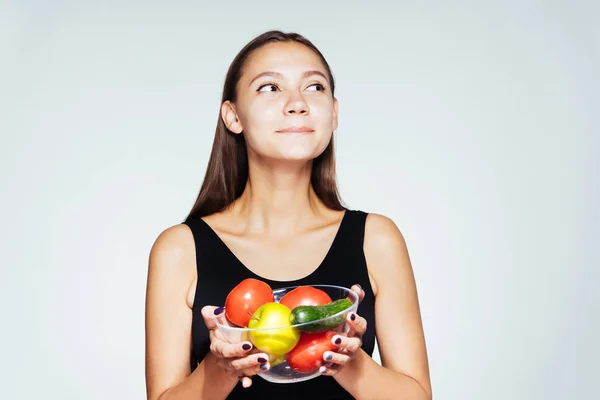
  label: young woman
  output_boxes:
[145,30,432,400]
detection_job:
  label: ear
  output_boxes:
[332,97,339,131]
[221,101,243,134]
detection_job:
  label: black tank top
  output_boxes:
[183,209,376,399]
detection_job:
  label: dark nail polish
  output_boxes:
[242,343,252,351]
[325,354,333,360]
[258,357,267,363]
[335,337,342,345]
[214,307,225,315]
[350,313,356,321]
[260,364,268,370]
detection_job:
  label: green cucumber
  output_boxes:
[289,298,353,333]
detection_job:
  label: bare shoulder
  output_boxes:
[363,213,412,291]
[150,224,195,257]
[364,213,408,260]
[364,213,403,235]
[148,224,196,285]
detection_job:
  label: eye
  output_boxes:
[257,83,279,92]
[307,83,326,92]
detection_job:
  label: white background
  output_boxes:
[1,1,598,399]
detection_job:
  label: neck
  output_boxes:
[231,157,326,237]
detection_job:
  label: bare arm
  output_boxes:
[156,353,239,400]
[334,214,432,399]
[145,225,238,400]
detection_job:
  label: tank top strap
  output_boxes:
[182,216,240,281]
[182,217,212,265]
[319,208,375,301]
[335,209,368,249]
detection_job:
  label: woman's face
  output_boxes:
[222,41,338,163]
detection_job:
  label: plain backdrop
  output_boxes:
[1,1,598,399]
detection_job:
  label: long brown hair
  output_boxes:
[184,30,345,222]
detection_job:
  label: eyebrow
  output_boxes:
[248,70,329,87]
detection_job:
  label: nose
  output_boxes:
[284,93,309,115]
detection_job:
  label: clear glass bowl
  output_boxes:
[215,284,359,383]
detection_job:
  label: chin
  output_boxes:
[250,139,331,164]
[275,145,329,162]
[284,138,330,156]
[272,154,319,163]
[255,150,319,165]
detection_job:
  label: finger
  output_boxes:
[201,305,225,330]
[209,325,227,344]
[210,337,254,359]
[319,363,342,376]
[229,353,269,371]
[345,312,367,337]
[240,376,253,388]
[322,350,351,366]
[239,361,271,377]
[350,284,365,304]
[331,335,362,354]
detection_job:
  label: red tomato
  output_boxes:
[279,286,332,310]
[285,330,337,374]
[225,278,274,327]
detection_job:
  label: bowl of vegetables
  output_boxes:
[215,279,359,383]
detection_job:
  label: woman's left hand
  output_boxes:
[319,284,368,376]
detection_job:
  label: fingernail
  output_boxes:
[350,313,356,321]
[319,366,327,374]
[258,357,267,363]
[214,307,225,315]
[260,364,268,371]
[335,337,342,345]
[242,343,252,351]
[325,353,333,360]
[356,284,362,291]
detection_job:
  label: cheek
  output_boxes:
[237,102,277,151]
[243,100,280,131]
[307,97,335,126]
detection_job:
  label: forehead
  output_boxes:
[242,41,327,80]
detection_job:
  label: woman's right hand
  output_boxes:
[201,305,270,388]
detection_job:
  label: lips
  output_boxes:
[275,126,315,133]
